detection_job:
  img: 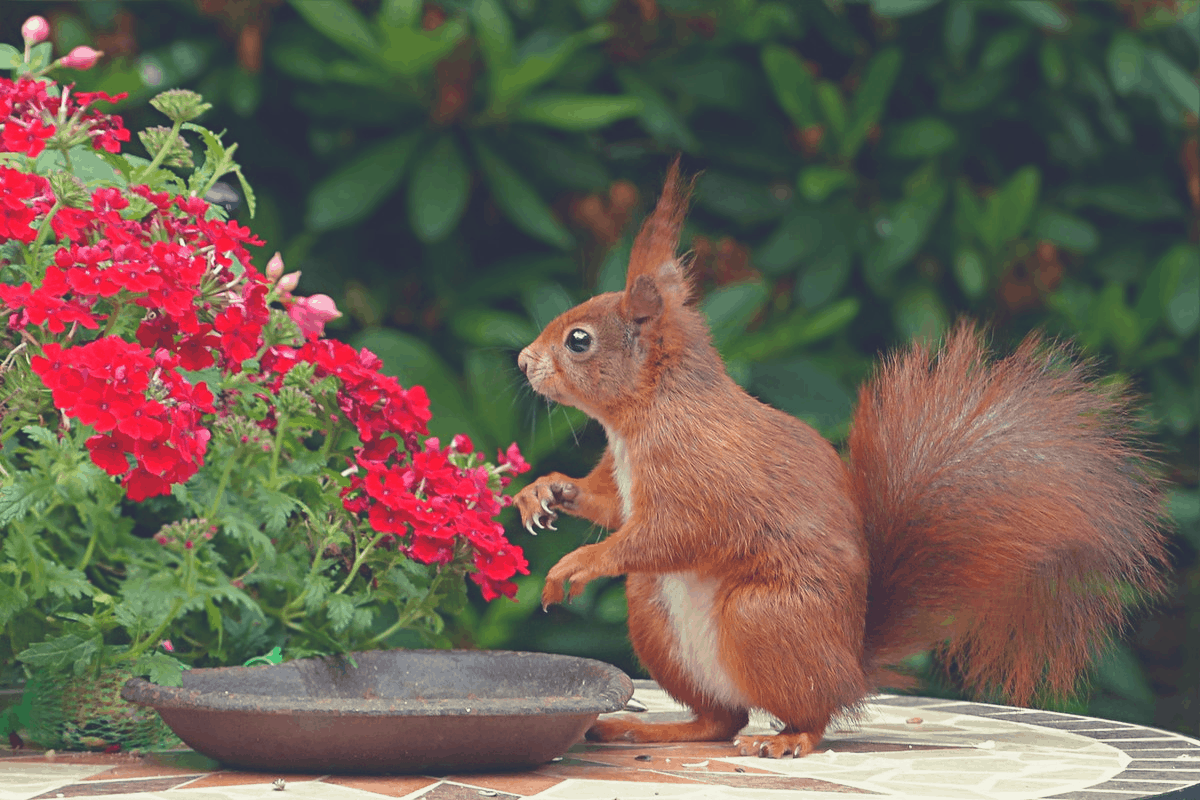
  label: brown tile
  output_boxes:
[323,775,441,797]
[532,758,707,785]
[182,769,322,788]
[31,776,196,798]
[443,772,564,795]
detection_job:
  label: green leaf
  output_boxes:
[1006,0,1070,32]
[944,1,975,64]
[408,134,471,242]
[1156,244,1200,338]
[978,166,1040,253]
[702,281,769,350]
[490,25,612,110]
[1032,209,1099,253]
[1059,182,1183,220]
[1145,48,1200,114]
[305,131,422,232]
[815,81,847,139]
[616,69,699,152]
[893,285,949,342]
[953,248,986,299]
[842,47,902,158]
[514,93,643,131]
[1107,32,1144,96]
[17,633,103,676]
[1092,282,1143,355]
[888,117,957,159]
[864,182,948,288]
[0,44,20,69]
[761,44,819,129]
[1039,39,1067,89]
[43,563,94,600]
[471,0,514,69]
[0,582,29,629]
[751,357,853,433]
[696,171,791,225]
[980,28,1031,72]
[327,594,355,632]
[378,20,467,77]
[449,309,538,348]
[133,652,189,687]
[472,137,574,249]
[290,0,380,59]
[869,0,942,17]
[798,167,853,203]
[756,207,825,276]
[0,483,37,526]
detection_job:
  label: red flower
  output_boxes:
[1,117,55,157]
[86,433,133,476]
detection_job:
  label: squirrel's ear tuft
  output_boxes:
[623,274,664,325]
[627,156,694,294]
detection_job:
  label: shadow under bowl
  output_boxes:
[121,649,633,774]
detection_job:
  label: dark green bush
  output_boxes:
[14,0,1197,735]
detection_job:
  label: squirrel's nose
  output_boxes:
[517,348,531,376]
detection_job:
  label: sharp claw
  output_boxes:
[540,498,552,514]
[545,520,557,531]
[533,514,545,529]
[524,519,536,536]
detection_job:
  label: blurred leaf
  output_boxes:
[290,0,380,60]
[953,248,986,299]
[796,239,852,309]
[617,69,699,152]
[798,167,853,202]
[523,282,576,327]
[1039,38,1067,89]
[939,70,1008,112]
[1168,488,1200,549]
[893,285,949,341]
[450,309,538,348]
[378,0,420,27]
[730,299,860,363]
[1092,282,1143,356]
[408,134,471,242]
[1006,0,1070,32]
[864,182,948,288]
[490,25,612,110]
[842,47,902,158]
[1156,244,1200,338]
[702,281,769,350]
[815,81,847,139]
[305,131,422,231]
[505,130,609,191]
[750,357,853,432]
[1095,644,1155,704]
[756,206,824,275]
[978,166,1040,254]
[888,116,958,158]
[514,94,643,130]
[0,44,20,70]
[1144,48,1200,114]
[574,0,617,21]
[596,235,633,293]
[761,44,819,129]
[944,1,975,65]
[1032,208,1099,253]
[470,0,514,68]
[869,0,942,17]
[464,349,518,449]
[1107,32,1145,96]
[980,28,1031,72]
[1059,182,1183,220]
[377,20,467,76]
[696,171,792,225]
[472,137,574,249]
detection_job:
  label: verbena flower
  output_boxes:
[0,45,531,689]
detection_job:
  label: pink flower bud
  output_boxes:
[265,252,285,282]
[61,45,102,70]
[452,434,473,454]
[22,16,50,44]
[154,533,169,545]
[424,437,441,452]
[161,639,175,652]
[287,293,342,337]
[276,271,301,294]
[184,539,194,549]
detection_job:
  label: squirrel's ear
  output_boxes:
[626,157,693,295]
[623,274,663,325]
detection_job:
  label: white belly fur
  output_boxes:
[605,429,749,710]
[657,572,752,709]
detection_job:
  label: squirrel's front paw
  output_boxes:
[515,474,579,535]
[542,544,606,608]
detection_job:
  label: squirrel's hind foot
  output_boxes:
[734,731,821,758]
[587,709,748,743]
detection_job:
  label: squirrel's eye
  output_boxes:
[565,329,592,353]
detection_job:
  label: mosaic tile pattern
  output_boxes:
[2,683,1197,800]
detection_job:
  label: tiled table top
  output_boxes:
[3,681,1199,800]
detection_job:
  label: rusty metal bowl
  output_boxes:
[121,649,633,774]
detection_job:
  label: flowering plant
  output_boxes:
[0,21,530,689]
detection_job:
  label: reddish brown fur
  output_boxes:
[514,165,1167,758]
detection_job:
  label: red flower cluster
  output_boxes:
[0,75,128,157]
[0,165,48,244]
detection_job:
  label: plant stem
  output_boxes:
[269,412,288,487]
[29,200,62,265]
[133,118,184,183]
[123,597,184,662]
[207,447,238,521]
[364,569,448,648]
[334,531,387,596]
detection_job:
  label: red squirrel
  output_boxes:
[514,161,1167,759]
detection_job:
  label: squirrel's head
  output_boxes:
[518,159,718,430]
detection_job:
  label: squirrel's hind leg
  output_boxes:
[588,707,748,743]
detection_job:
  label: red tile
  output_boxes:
[442,772,565,795]
[323,775,441,797]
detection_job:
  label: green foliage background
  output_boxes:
[8,0,1198,736]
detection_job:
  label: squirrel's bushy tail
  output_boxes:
[849,321,1167,704]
